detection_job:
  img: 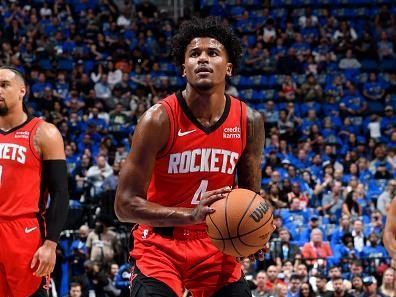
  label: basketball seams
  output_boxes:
[224,191,243,257]
[236,193,259,239]
[206,188,274,257]
[207,213,225,252]
[238,213,273,247]
[209,212,273,240]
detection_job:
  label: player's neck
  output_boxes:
[182,85,226,121]
[0,109,28,131]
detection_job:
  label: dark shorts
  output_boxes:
[130,266,252,297]
[0,216,48,297]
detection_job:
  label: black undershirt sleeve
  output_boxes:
[42,160,69,242]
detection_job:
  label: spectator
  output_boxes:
[320,181,344,222]
[361,276,383,297]
[375,5,395,37]
[252,270,267,297]
[86,155,113,198]
[271,228,301,267]
[70,225,90,277]
[342,191,363,218]
[350,275,364,297]
[86,215,119,263]
[268,182,288,208]
[94,73,112,101]
[301,229,333,267]
[378,268,395,297]
[363,232,389,268]
[377,180,396,216]
[338,50,361,70]
[316,274,332,297]
[331,277,353,297]
[266,265,282,294]
[300,74,323,102]
[288,274,302,297]
[68,282,82,297]
[296,264,309,283]
[326,266,352,292]
[301,282,315,297]
[275,283,289,297]
[377,31,395,60]
[331,215,351,247]
[351,219,366,253]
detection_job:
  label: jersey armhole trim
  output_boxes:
[157,100,176,159]
[29,118,43,161]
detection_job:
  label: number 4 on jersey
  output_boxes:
[191,180,208,204]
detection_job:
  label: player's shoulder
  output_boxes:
[139,103,169,128]
[246,105,263,124]
[35,119,63,146]
[36,120,61,138]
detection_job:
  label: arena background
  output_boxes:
[1,0,395,296]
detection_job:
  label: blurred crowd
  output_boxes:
[0,0,395,296]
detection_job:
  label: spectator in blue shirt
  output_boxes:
[363,73,386,102]
[381,106,395,137]
[70,225,90,277]
[340,83,367,122]
[363,232,389,267]
[330,215,351,248]
[115,262,132,296]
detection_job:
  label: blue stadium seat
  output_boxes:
[83,60,94,73]
[231,75,241,86]
[238,76,254,88]
[380,59,396,72]
[267,75,278,88]
[361,59,379,72]
[239,89,253,100]
[252,90,266,101]
[58,58,74,71]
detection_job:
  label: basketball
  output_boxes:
[206,188,275,257]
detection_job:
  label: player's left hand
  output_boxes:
[237,243,270,262]
[31,240,57,277]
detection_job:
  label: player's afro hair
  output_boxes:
[171,17,242,74]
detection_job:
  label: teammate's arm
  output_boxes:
[115,104,230,226]
[384,196,396,261]
[30,122,69,277]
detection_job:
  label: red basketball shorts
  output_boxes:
[0,215,44,297]
[131,225,243,297]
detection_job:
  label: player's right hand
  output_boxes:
[191,186,232,224]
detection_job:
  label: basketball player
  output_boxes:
[0,66,69,296]
[115,17,269,297]
[384,196,396,267]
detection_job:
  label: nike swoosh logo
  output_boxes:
[25,227,37,233]
[178,129,196,137]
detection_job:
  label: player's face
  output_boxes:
[0,69,25,116]
[183,37,232,91]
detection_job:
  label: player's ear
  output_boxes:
[19,85,26,101]
[226,63,233,77]
[182,64,186,77]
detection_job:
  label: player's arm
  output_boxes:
[236,106,268,261]
[384,196,396,260]
[237,106,264,193]
[115,104,229,226]
[31,122,69,276]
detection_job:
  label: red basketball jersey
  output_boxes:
[0,117,44,218]
[147,91,247,221]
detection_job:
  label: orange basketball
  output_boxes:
[205,188,275,257]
